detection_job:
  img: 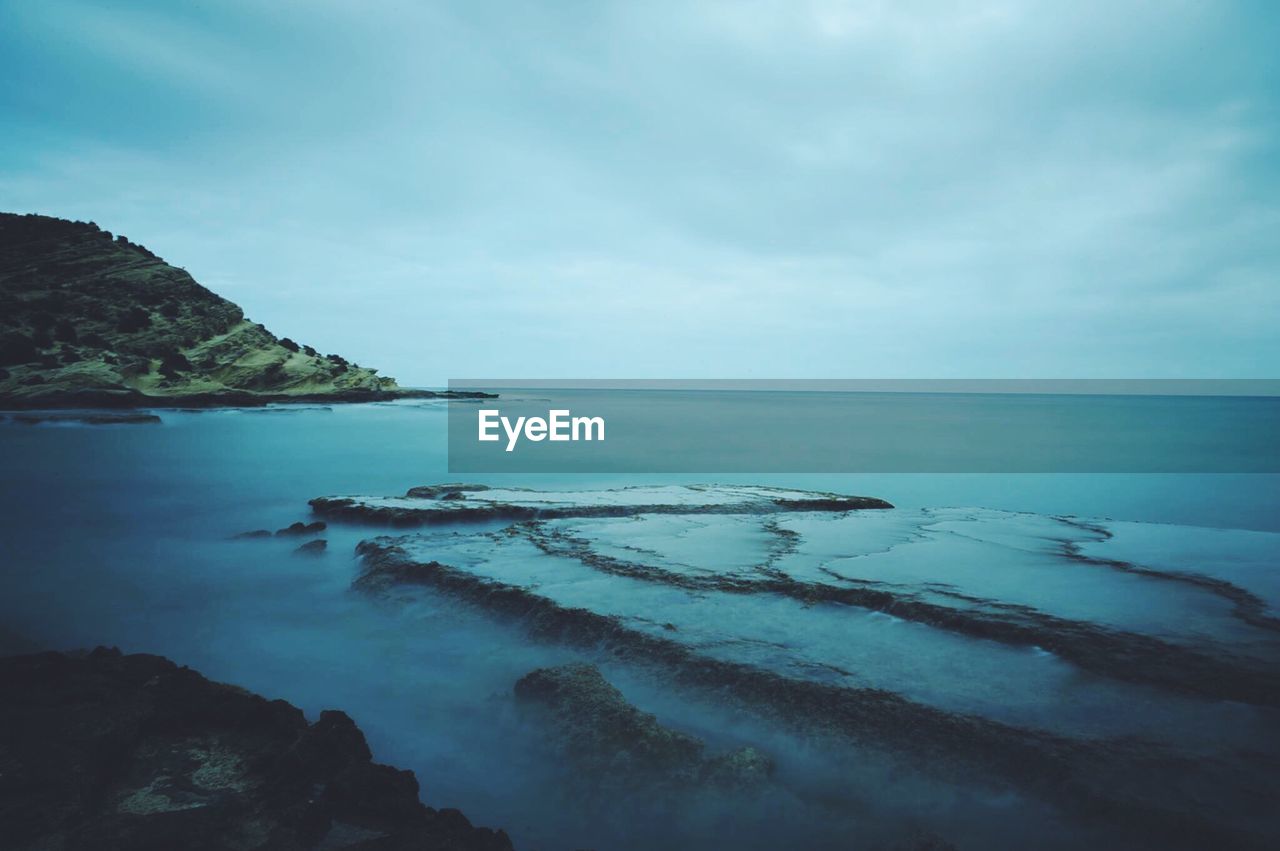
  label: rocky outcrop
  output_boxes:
[0,213,494,408]
[277,521,327,537]
[404,484,494,500]
[310,484,893,527]
[0,647,512,851]
[514,663,772,788]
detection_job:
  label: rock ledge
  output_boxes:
[0,647,512,851]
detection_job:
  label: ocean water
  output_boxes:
[447,387,1280,473]
[1,397,1278,850]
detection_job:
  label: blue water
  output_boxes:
[1,398,1278,850]
[447,388,1280,474]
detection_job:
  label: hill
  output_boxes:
[0,213,403,407]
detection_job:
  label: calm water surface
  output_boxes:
[1,399,1277,850]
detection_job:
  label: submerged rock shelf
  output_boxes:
[514,662,774,790]
[282,483,1280,848]
[309,483,894,526]
[353,539,1270,850]
[519,516,1280,706]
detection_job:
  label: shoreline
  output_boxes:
[0,387,496,412]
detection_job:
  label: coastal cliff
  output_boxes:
[0,213,403,407]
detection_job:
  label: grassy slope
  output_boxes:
[0,213,398,405]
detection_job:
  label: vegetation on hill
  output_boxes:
[0,212,398,406]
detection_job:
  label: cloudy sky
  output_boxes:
[2,1,1277,384]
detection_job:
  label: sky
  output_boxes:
[1,0,1277,385]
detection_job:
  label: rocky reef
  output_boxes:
[0,647,512,851]
[351,538,1273,850]
[310,483,893,526]
[514,662,772,789]
[0,213,491,408]
[271,483,1280,850]
[310,485,1278,707]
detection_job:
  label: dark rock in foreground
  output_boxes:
[514,662,772,788]
[295,539,328,556]
[0,647,512,851]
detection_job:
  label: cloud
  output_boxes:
[1,0,1277,383]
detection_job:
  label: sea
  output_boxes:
[1,393,1277,850]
